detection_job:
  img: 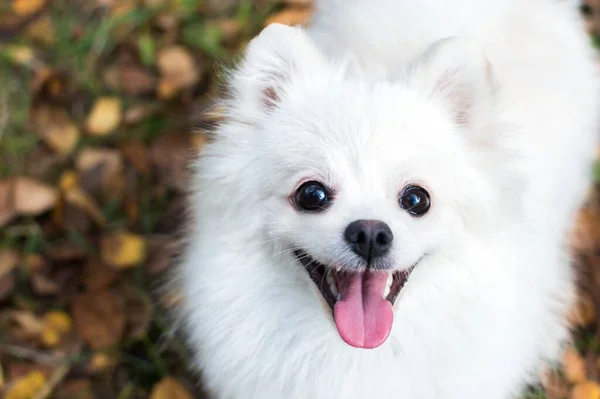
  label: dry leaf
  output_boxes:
[150,377,193,399]
[121,139,151,175]
[3,45,35,65]
[85,97,122,136]
[82,260,119,292]
[5,370,46,399]
[123,284,152,340]
[563,348,588,384]
[265,7,313,27]
[31,106,80,155]
[72,290,126,350]
[0,179,17,227]
[101,230,147,269]
[76,147,124,195]
[123,104,157,125]
[119,65,156,95]
[13,176,58,215]
[57,170,106,226]
[157,46,200,99]
[87,352,120,374]
[0,249,19,277]
[572,381,600,399]
[43,311,72,334]
[25,14,56,46]
[12,0,47,16]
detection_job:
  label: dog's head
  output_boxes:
[200,24,517,349]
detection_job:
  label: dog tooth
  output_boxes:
[384,284,391,298]
[326,271,335,287]
[330,283,339,297]
[386,271,393,288]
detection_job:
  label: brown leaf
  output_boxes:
[81,259,119,292]
[72,290,126,350]
[568,292,596,328]
[563,348,588,384]
[85,97,122,136]
[13,176,58,216]
[123,103,157,125]
[57,170,106,226]
[265,7,313,27]
[54,380,93,399]
[119,65,156,95]
[123,284,152,340]
[571,381,600,399]
[0,249,19,277]
[121,139,151,175]
[0,179,17,227]
[75,147,124,196]
[25,14,55,46]
[157,46,200,99]
[100,230,147,269]
[150,131,193,191]
[150,377,193,399]
[31,105,80,155]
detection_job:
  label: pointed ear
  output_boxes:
[413,37,495,131]
[229,23,329,120]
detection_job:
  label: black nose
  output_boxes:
[344,220,393,261]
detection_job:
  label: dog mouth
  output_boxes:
[294,250,414,349]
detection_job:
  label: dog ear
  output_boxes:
[413,37,495,132]
[229,23,329,119]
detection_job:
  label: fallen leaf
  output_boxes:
[157,46,200,99]
[72,290,126,350]
[0,179,17,227]
[150,377,193,399]
[150,131,192,191]
[265,7,313,27]
[81,259,119,292]
[123,284,152,340]
[85,97,122,136]
[121,139,151,175]
[119,65,156,95]
[25,14,55,46]
[86,352,120,374]
[57,170,106,226]
[31,106,80,155]
[2,45,35,65]
[572,381,600,399]
[563,348,588,384]
[101,230,147,268]
[13,176,58,215]
[12,0,46,16]
[123,103,157,125]
[5,370,46,399]
[41,311,72,348]
[75,147,124,195]
[0,249,19,277]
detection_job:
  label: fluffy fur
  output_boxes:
[175,0,600,398]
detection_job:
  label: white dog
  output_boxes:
[174,0,599,397]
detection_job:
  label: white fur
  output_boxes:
[175,0,600,398]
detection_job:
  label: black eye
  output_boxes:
[294,181,330,212]
[399,186,431,216]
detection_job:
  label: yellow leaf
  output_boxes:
[44,311,72,334]
[101,231,147,268]
[59,170,80,191]
[150,377,193,399]
[562,348,587,384]
[41,327,60,347]
[5,370,46,399]
[2,45,35,65]
[572,381,600,399]
[13,0,47,16]
[31,106,80,155]
[86,97,122,136]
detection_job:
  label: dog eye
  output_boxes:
[294,181,330,212]
[399,186,431,216]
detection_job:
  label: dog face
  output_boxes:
[204,24,514,349]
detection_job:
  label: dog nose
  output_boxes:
[344,220,393,261]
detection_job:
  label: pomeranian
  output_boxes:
[174,0,600,397]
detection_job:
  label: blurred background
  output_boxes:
[0,1,598,398]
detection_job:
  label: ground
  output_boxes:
[0,1,599,398]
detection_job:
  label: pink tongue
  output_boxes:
[333,270,393,349]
